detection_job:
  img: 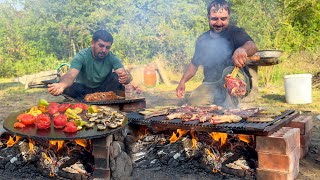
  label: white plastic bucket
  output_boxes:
[284,74,312,104]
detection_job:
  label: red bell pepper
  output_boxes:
[58,103,72,112]
[72,103,88,111]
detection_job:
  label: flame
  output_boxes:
[28,138,35,152]
[238,134,252,144]
[49,140,64,151]
[209,132,227,147]
[42,152,55,177]
[190,130,198,149]
[42,152,51,162]
[6,136,22,147]
[75,139,87,148]
[205,148,219,173]
[170,129,189,144]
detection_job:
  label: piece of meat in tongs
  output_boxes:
[225,67,247,97]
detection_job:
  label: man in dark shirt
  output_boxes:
[176,0,257,108]
[48,30,132,99]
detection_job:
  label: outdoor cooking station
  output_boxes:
[0,95,313,180]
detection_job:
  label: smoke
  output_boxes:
[196,33,233,82]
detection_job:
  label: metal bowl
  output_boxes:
[254,50,283,59]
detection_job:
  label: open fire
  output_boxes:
[128,127,257,179]
[1,134,94,179]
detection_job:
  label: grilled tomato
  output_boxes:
[17,113,36,125]
[63,121,77,133]
[14,122,26,128]
[48,102,60,115]
[35,114,51,129]
[53,114,67,128]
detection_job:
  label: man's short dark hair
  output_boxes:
[207,0,230,15]
[92,30,113,44]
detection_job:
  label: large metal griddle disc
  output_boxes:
[3,110,128,140]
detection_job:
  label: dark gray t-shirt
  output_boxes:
[192,25,253,82]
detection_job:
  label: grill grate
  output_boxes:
[81,98,145,105]
[127,110,299,136]
[62,93,145,105]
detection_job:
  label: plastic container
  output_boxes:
[284,74,312,104]
[144,66,156,87]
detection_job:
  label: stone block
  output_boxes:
[93,168,110,179]
[92,146,107,158]
[92,137,107,146]
[95,158,109,169]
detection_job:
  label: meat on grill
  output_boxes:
[84,91,123,102]
[210,114,242,124]
[225,108,259,119]
[225,74,247,97]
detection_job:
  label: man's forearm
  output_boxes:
[241,41,258,57]
[179,63,197,84]
[59,73,76,89]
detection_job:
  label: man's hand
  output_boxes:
[115,68,131,84]
[232,47,247,68]
[48,83,65,96]
[176,82,186,99]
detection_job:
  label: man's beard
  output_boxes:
[95,52,106,60]
[210,25,225,33]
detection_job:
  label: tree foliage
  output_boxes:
[0,0,319,77]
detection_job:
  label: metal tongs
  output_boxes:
[224,55,260,88]
[224,66,240,88]
[230,66,240,78]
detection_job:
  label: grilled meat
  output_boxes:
[210,114,242,124]
[225,74,247,97]
[84,91,124,102]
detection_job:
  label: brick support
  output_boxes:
[257,166,299,180]
[256,127,300,180]
[256,127,300,155]
[285,115,313,159]
[285,116,313,135]
[258,146,300,172]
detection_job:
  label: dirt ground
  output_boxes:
[0,81,320,179]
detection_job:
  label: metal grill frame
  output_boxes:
[127,110,299,136]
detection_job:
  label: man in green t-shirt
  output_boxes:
[48,30,132,99]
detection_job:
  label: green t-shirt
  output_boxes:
[70,48,123,88]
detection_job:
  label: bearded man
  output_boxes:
[48,30,132,99]
[176,0,258,108]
